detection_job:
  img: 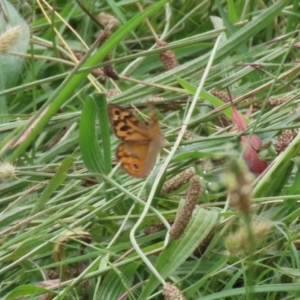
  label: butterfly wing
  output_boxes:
[116,135,164,178]
[108,104,151,142]
[116,142,149,178]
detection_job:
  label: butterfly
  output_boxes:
[108,104,164,178]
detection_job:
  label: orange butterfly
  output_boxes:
[108,104,164,178]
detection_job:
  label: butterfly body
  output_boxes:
[108,104,164,178]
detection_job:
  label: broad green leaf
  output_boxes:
[6,285,55,300]
[254,132,300,198]
[79,96,104,174]
[140,207,218,298]
[186,255,228,298]
[0,0,29,128]
[94,94,111,175]
[0,0,30,88]
[98,263,141,300]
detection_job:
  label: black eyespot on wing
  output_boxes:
[133,164,139,170]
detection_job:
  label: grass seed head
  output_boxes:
[225,220,272,257]
[161,167,195,195]
[163,282,186,300]
[0,26,23,54]
[275,129,297,154]
[0,161,15,182]
[169,175,201,239]
[157,40,179,70]
[222,159,254,214]
[97,12,119,28]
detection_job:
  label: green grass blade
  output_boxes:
[32,156,74,214]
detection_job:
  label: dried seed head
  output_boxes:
[145,223,167,236]
[53,229,91,281]
[96,29,111,48]
[95,30,119,80]
[47,269,59,280]
[222,159,254,214]
[169,176,201,239]
[92,67,107,84]
[225,220,272,257]
[0,161,15,182]
[161,167,195,195]
[290,106,300,116]
[0,26,23,54]
[60,48,84,61]
[157,40,179,70]
[269,95,291,107]
[211,89,232,102]
[103,61,119,80]
[144,97,165,104]
[97,12,119,29]
[145,220,174,235]
[163,282,186,300]
[275,129,297,154]
[193,231,214,257]
[71,50,83,61]
[211,89,262,109]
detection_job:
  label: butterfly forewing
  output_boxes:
[108,104,152,142]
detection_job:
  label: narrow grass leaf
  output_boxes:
[177,77,232,117]
[260,159,294,197]
[226,0,239,23]
[215,0,258,83]
[286,163,300,195]
[32,156,74,214]
[199,283,300,300]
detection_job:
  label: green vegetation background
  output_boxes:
[1,0,300,299]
